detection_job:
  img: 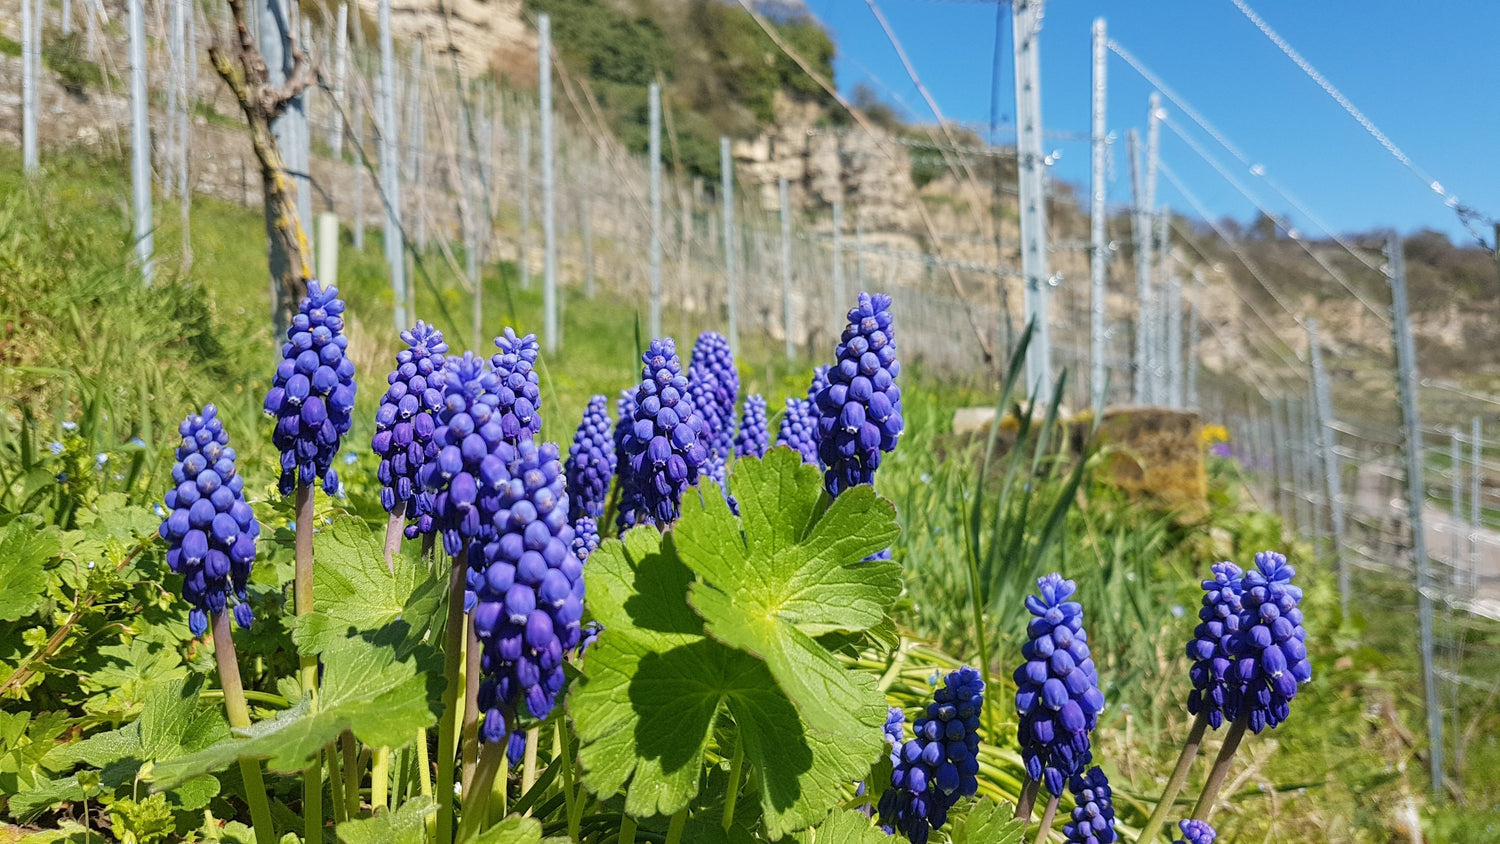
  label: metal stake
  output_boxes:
[1386,233,1442,795]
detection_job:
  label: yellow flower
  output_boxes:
[1200,423,1230,445]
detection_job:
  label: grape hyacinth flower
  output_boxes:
[265,281,357,495]
[776,397,820,465]
[373,322,448,537]
[159,405,259,637]
[734,394,769,459]
[687,331,739,459]
[613,389,645,529]
[1174,819,1217,844]
[417,353,505,559]
[877,666,984,844]
[471,440,583,746]
[571,515,599,564]
[1234,551,1311,732]
[618,338,710,526]
[1187,553,1310,733]
[808,363,829,403]
[1062,767,1118,844]
[1014,574,1106,797]
[815,293,903,497]
[565,396,615,522]
[490,327,543,444]
[1186,562,1245,730]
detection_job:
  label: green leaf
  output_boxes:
[676,451,900,738]
[948,799,1026,844]
[470,814,544,844]
[570,505,891,838]
[336,796,436,844]
[149,636,439,786]
[786,809,891,844]
[13,677,225,820]
[0,515,61,622]
[291,516,440,656]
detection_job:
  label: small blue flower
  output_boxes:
[49,441,64,455]
[814,293,903,497]
[61,421,77,432]
[1173,819,1216,844]
[158,404,259,637]
[1014,574,1105,797]
[344,452,358,465]
[877,666,984,844]
[733,394,769,460]
[264,281,357,495]
[565,396,615,522]
[95,453,108,466]
[617,338,710,527]
[1062,767,1118,843]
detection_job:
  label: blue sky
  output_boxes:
[800,0,1499,245]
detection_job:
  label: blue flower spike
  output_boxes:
[776,397,820,465]
[565,395,615,522]
[491,327,543,445]
[1187,552,1310,733]
[373,321,448,538]
[160,404,260,637]
[877,666,984,844]
[1062,767,1118,844]
[734,394,769,459]
[265,281,357,495]
[687,331,739,460]
[416,353,505,560]
[617,338,710,527]
[1174,819,1217,844]
[1015,573,1106,797]
[471,440,583,746]
[815,292,902,496]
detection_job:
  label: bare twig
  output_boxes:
[209,0,315,326]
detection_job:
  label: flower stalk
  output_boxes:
[1137,710,1210,843]
[1031,794,1059,844]
[1191,713,1249,821]
[211,610,276,844]
[436,550,469,844]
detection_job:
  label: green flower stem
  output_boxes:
[372,746,391,813]
[384,502,407,573]
[664,809,687,844]
[456,742,504,844]
[520,727,540,799]
[1137,710,1210,844]
[1014,779,1039,822]
[556,722,581,841]
[210,610,276,844]
[199,689,291,708]
[418,728,433,797]
[1191,712,1249,822]
[327,744,347,824]
[436,550,470,844]
[1031,793,1059,844]
[341,731,359,819]
[294,484,323,844]
[619,815,638,844]
[721,733,744,831]
[461,615,482,797]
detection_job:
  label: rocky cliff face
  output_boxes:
[348,0,535,80]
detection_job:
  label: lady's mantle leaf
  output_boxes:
[147,637,439,787]
[674,449,901,736]
[570,484,893,838]
[290,516,440,656]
